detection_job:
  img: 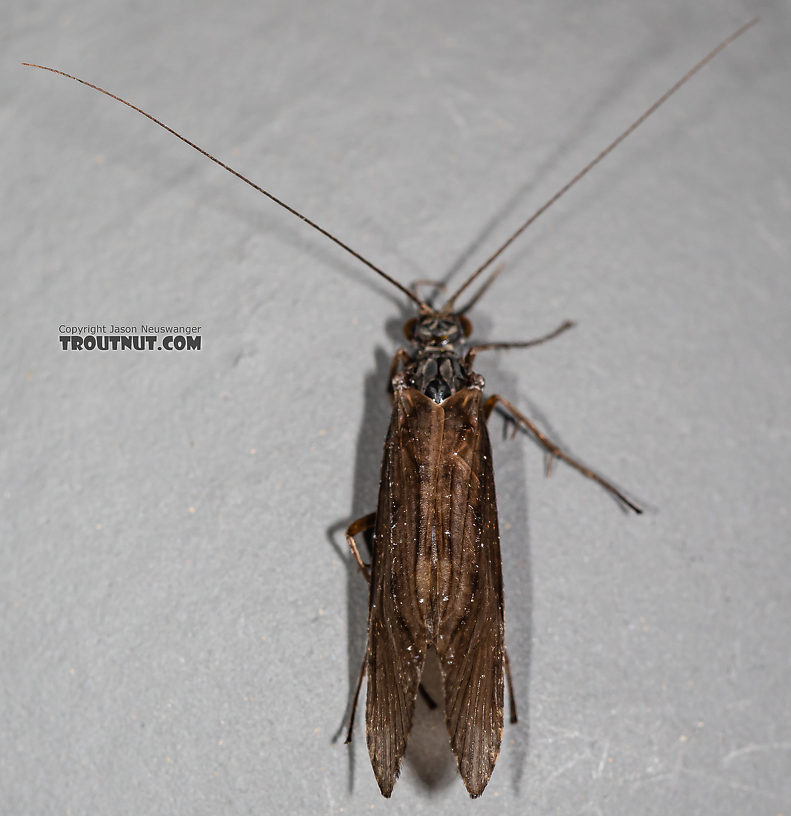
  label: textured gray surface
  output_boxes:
[2,1,790,813]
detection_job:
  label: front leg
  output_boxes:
[388,348,412,397]
[484,394,642,514]
[464,319,575,368]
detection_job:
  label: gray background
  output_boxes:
[2,0,789,813]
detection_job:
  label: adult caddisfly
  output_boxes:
[23,17,756,797]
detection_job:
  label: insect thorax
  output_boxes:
[399,313,481,403]
[403,349,477,404]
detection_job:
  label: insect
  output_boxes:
[24,17,756,798]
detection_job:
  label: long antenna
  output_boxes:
[442,17,758,312]
[21,63,425,309]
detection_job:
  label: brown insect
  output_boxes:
[23,17,756,798]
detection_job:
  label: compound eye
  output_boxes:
[403,318,417,341]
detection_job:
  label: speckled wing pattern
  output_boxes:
[365,387,435,796]
[365,386,504,798]
[434,388,504,798]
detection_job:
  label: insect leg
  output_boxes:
[483,394,642,513]
[344,515,373,745]
[344,513,439,730]
[344,655,367,744]
[504,650,518,724]
[346,513,376,581]
[343,655,437,742]
[465,319,575,367]
[388,348,411,383]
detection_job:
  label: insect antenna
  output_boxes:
[21,63,426,309]
[442,17,758,313]
[455,263,505,316]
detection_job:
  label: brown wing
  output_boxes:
[434,388,505,798]
[365,388,440,796]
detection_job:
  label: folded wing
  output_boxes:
[365,389,438,796]
[434,388,505,798]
